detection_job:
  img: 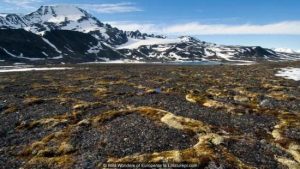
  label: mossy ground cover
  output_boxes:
[0,62,299,168]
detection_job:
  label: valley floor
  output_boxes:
[0,62,300,169]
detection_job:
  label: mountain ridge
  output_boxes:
[0,5,300,64]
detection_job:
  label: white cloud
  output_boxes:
[0,1,141,13]
[77,3,142,14]
[108,21,300,35]
[1,0,42,10]
[2,0,41,6]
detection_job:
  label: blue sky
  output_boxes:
[0,0,300,50]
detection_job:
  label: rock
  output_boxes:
[260,139,267,144]
[0,102,6,111]
[260,99,275,108]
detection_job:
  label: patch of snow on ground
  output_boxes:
[229,62,256,65]
[2,48,45,61]
[152,45,171,52]
[276,67,300,81]
[169,52,188,61]
[42,52,48,56]
[64,46,74,53]
[0,66,73,73]
[215,51,234,60]
[50,55,63,59]
[81,60,146,64]
[117,38,181,49]
[87,42,102,54]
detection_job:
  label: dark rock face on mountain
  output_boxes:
[43,30,124,63]
[125,30,166,40]
[0,29,60,63]
[0,5,299,64]
[0,29,124,64]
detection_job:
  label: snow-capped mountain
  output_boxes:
[0,14,27,29]
[0,5,300,64]
[117,36,296,62]
[24,5,103,33]
[1,5,133,46]
[0,5,166,46]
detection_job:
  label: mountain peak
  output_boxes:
[179,36,199,42]
[29,5,91,23]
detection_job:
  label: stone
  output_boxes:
[260,99,275,108]
[0,102,6,111]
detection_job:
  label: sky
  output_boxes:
[0,0,300,50]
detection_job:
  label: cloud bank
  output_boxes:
[108,21,300,35]
[77,3,142,13]
[1,0,41,10]
[2,0,41,6]
[0,1,142,14]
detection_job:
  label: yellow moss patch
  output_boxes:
[271,112,300,166]
[267,91,295,101]
[94,87,108,97]
[185,94,198,103]
[17,117,68,130]
[60,86,79,94]
[108,133,243,167]
[31,141,46,150]
[2,105,17,114]
[233,95,250,103]
[93,109,129,125]
[23,96,44,105]
[108,146,215,164]
[161,113,210,133]
[135,107,167,121]
[287,143,300,163]
[272,128,282,141]
[276,157,300,169]
[233,87,259,99]
[202,99,236,112]
[145,89,159,94]
[58,142,75,154]
[72,101,104,111]
[105,107,244,166]
[261,83,286,91]
[206,88,224,97]
[27,155,74,169]
[77,119,90,126]
[219,147,255,169]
